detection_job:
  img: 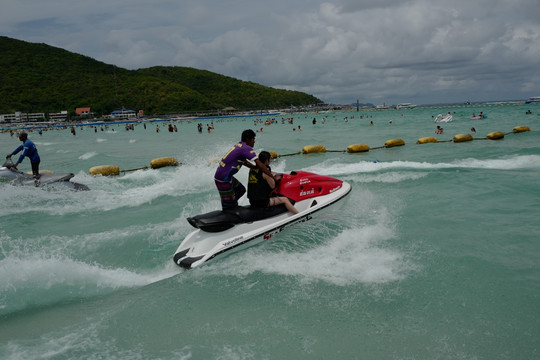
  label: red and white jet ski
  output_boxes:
[173,171,351,269]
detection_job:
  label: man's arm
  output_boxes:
[262,172,276,189]
[254,159,280,182]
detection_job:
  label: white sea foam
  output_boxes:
[454,154,540,170]
[34,142,56,146]
[343,171,429,183]
[235,225,406,286]
[210,189,412,286]
[0,257,155,290]
[304,154,540,177]
[78,151,97,160]
[0,164,216,216]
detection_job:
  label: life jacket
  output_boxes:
[247,166,272,202]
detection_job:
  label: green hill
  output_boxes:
[0,36,321,116]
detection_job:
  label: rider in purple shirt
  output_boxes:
[214,129,279,209]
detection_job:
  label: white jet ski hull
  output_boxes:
[173,180,351,269]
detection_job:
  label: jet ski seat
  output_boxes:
[187,204,290,233]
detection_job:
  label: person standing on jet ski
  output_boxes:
[248,151,299,214]
[215,129,279,209]
[6,132,41,181]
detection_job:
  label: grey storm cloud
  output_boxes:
[1,0,539,105]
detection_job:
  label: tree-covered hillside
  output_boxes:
[0,36,321,116]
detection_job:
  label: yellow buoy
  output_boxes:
[416,137,438,144]
[486,131,504,140]
[27,170,54,175]
[269,151,278,159]
[150,157,179,169]
[384,139,405,148]
[453,134,473,143]
[302,145,326,154]
[89,165,120,176]
[513,126,530,133]
[346,144,370,153]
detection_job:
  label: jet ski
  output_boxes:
[434,113,453,123]
[173,170,351,269]
[0,159,89,191]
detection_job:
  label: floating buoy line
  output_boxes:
[89,126,531,175]
[89,157,179,176]
[269,125,530,157]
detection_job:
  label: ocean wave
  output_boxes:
[0,255,176,316]
[304,154,540,176]
[240,225,406,285]
[34,142,56,146]
[78,151,97,160]
[453,154,540,169]
[343,172,429,183]
[0,164,217,216]
[202,189,413,286]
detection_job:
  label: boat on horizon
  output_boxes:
[525,96,540,104]
[395,103,417,109]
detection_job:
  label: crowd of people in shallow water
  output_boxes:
[1,113,380,137]
[3,108,521,139]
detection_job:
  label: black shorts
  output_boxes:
[249,199,269,208]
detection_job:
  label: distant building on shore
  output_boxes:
[0,111,46,123]
[109,107,137,120]
[49,111,69,122]
[75,107,92,117]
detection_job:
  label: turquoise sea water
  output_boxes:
[1,104,539,359]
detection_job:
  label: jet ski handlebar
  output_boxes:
[2,158,22,173]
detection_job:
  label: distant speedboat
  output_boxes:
[525,96,540,104]
[395,103,417,109]
[375,104,389,110]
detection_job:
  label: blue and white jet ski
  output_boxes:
[0,159,89,191]
[173,171,351,269]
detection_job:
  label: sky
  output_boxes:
[2,0,539,105]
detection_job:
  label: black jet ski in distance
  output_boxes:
[0,159,89,191]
